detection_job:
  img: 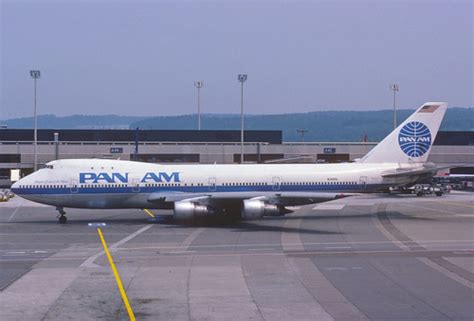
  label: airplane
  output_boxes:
[11,102,447,224]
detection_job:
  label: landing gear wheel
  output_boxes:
[435,191,443,197]
[57,207,67,224]
[416,191,423,197]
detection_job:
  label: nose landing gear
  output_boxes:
[57,207,67,224]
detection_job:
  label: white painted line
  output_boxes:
[419,257,474,290]
[178,228,206,251]
[313,204,345,210]
[88,222,106,227]
[326,267,347,271]
[7,207,20,222]
[80,225,152,268]
[168,250,196,254]
[248,248,272,251]
[115,239,474,251]
[33,251,48,254]
[324,246,351,250]
[3,247,474,262]
[455,214,474,217]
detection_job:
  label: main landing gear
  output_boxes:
[57,207,67,224]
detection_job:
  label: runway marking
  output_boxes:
[438,201,474,209]
[114,239,474,251]
[324,246,351,250]
[0,232,188,236]
[375,204,474,289]
[3,239,472,255]
[456,214,474,217]
[288,258,368,320]
[80,224,152,268]
[97,228,135,321]
[398,202,458,215]
[2,248,473,263]
[88,222,106,227]
[419,257,474,290]
[7,207,20,222]
[312,204,345,210]
[179,228,206,251]
[325,266,362,271]
[143,208,155,218]
[325,267,347,271]
[168,250,196,254]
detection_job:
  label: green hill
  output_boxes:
[129,107,472,142]
[1,114,146,130]
[2,108,471,142]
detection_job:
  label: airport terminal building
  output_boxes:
[0,129,473,186]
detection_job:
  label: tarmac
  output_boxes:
[0,191,473,321]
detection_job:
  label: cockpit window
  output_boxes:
[45,165,53,169]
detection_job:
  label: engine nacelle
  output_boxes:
[173,201,214,220]
[241,199,287,220]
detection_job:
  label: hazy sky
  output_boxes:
[1,0,472,118]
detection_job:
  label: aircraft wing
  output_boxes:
[381,167,438,178]
[148,191,356,207]
[381,164,464,178]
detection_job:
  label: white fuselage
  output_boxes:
[12,159,414,209]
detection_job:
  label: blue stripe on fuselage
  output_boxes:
[12,183,384,196]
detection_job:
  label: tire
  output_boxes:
[435,191,443,197]
[416,191,423,197]
[59,216,67,224]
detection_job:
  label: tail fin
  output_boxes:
[360,102,447,163]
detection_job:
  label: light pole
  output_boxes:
[390,83,399,130]
[194,81,204,130]
[238,74,247,164]
[54,132,59,160]
[30,70,41,171]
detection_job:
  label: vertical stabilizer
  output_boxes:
[360,102,447,163]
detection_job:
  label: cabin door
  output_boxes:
[70,179,78,193]
[359,176,368,190]
[272,177,281,191]
[209,177,217,192]
[131,178,140,193]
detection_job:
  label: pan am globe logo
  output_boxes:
[398,121,432,157]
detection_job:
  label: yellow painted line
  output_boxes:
[143,208,155,218]
[97,228,136,321]
[438,201,474,209]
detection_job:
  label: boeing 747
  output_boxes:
[11,102,447,223]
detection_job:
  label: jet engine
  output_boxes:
[173,201,214,220]
[241,199,289,220]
